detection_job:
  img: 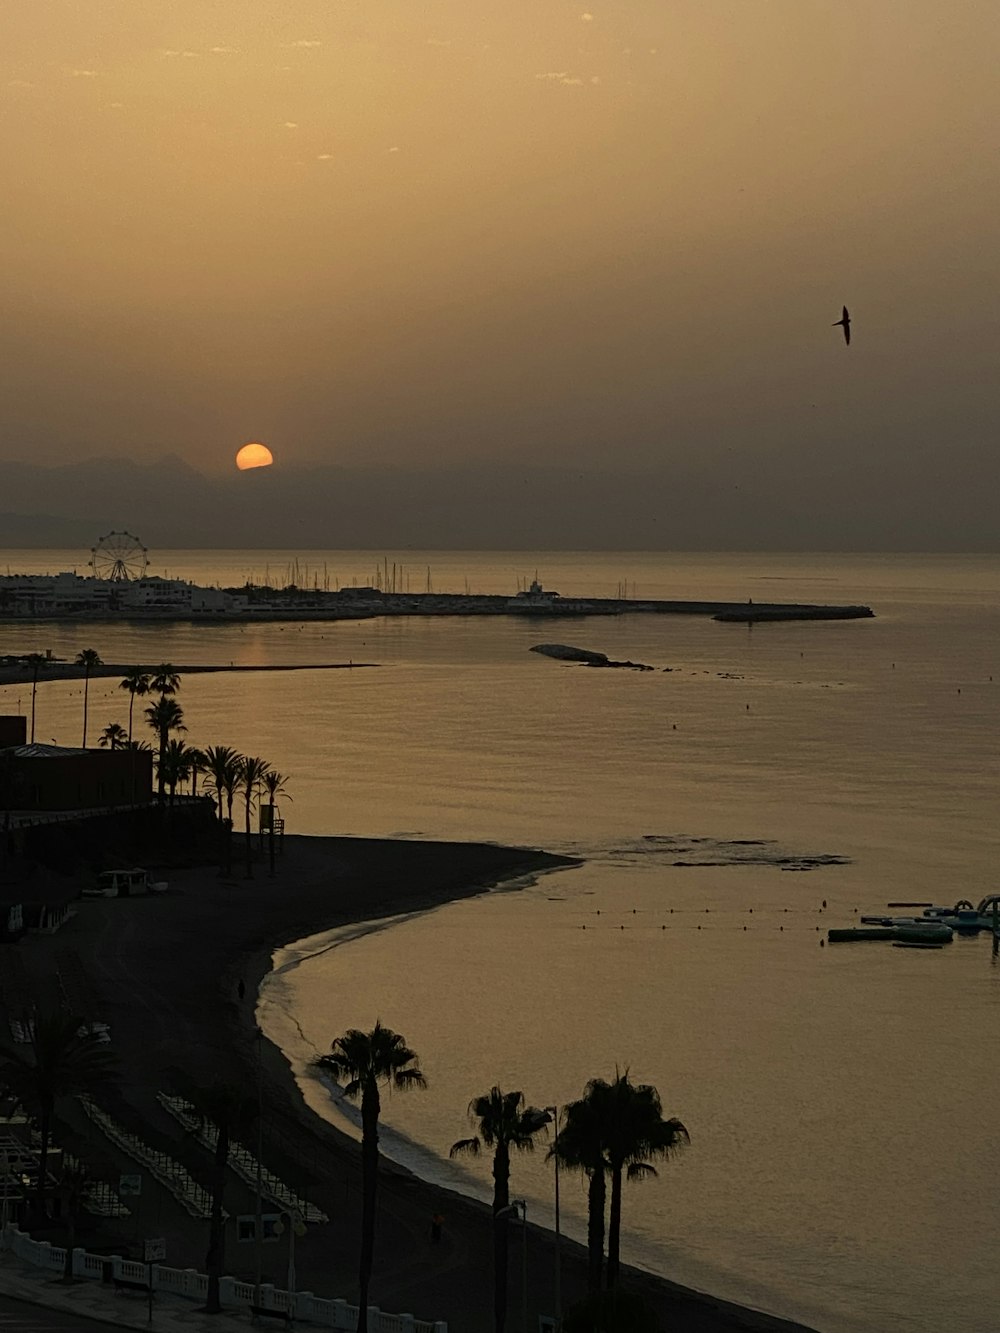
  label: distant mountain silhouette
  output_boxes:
[0,453,997,552]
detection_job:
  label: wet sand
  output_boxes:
[17,834,821,1332]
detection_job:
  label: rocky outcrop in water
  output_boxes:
[530,644,654,670]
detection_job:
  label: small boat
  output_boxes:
[893,939,947,950]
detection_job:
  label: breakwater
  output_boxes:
[223,590,873,623]
[0,587,875,625]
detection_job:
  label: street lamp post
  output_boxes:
[546,1105,562,1330]
[253,1027,264,1304]
[276,1209,301,1327]
[516,1199,528,1333]
[497,1199,529,1333]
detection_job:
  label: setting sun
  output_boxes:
[235,442,274,471]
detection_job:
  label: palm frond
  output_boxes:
[449,1136,481,1159]
[626,1161,659,1181]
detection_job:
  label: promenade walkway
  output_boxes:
[0,1252,247,1332]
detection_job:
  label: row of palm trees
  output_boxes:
[87,665,290,874]
[314,1022,688,1333]
[20,648,103,746]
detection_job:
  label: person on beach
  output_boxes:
[430,1212,444,1244]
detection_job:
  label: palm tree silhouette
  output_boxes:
[550,1088,610,1292]
[60,1160,95,1281]
[74,648,103,747]
[24,653,47,745]
[118,668,150,745]
[204,746,243,823]
[451,1088,551,1333]
[186,746,208,797]
[238,756,270,878]
[186,1082,258,1314]
[149,663,181,696]
[0,1008,116,1211]
[144,697,186,802]
[314,1022,426,1331]
[160,738,193,804]
[583,1072,689,1289]
[98,721,127,751]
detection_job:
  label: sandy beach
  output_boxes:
[9,833,821,1332]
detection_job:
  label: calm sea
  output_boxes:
[2,550,998,1333]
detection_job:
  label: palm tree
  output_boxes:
[591,1073,689,1289]
[186,1083,258,1314]
[238,756,270,878]
[314,1023,426,1331]
[262,770,289,876]
[97,721,127,751]
[450,1088,551,1333]
[187,747,208,797]
[550,1089,611,1293]
[60,1160,94,1281]
[145,697,186,802]
[25,653,47,744]
[74,648,103,747]
[118,668,150,744]
[149,663,181,696]
[159,738,193,804]
[221,761,240,827]
[204,746,242,823]
[0,1009,116,1211]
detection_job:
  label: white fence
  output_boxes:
[0,1223,446,1332]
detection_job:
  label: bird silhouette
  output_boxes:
[832,305,851,345]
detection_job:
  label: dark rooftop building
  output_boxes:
[0,716,27,747]
[0,744,153,811]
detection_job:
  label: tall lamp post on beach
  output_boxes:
[274,1208,304,1326]
[498,1199,528,1333]
[253,1026,265,1304]
[546,1105,562,1329]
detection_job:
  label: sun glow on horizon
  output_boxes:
[236,442,274,471]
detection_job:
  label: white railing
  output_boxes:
[158,1093,327,1223]
[0,1224,446,1332]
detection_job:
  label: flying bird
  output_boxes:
[832,305,851,345]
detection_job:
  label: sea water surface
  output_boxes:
[2,551,998,1333]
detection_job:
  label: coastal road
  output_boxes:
[0,1293,126,1331]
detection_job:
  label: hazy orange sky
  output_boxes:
[3,3,999,498]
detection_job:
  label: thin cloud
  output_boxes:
[107,101,125,108]
[70,69,99,78]
[316,153,333,161]
[426,38,451,47]
[581,12,595,21]
[161,49,200,58]
[209,46,239,55]
[287,40,322,49]
[387,145,400,153]
[284,121,299,129]
[7,79,34,88]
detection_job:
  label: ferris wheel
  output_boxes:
[90,531,149,582]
